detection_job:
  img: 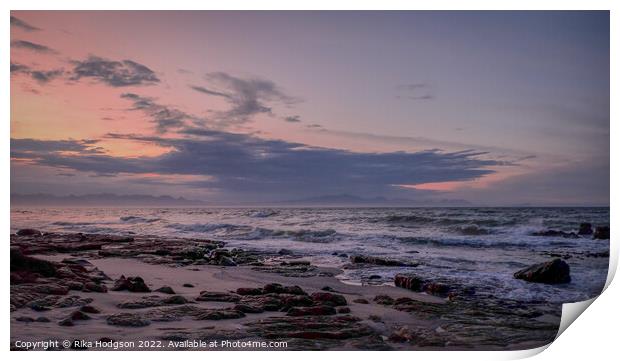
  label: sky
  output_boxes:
[10,11,610,206]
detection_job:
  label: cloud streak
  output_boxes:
[71,56,160,87]
[10,63,64,84]
[10,131,500,201]
[121,93,194,133]
[11,40,57,54]
[190,72,301,126]
[10,16,41,32]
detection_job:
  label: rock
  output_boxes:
[218,256,237,267]
[246,314,375,342]
[66,281,84,291]
[287,305,337,316]
[117,297,163,309]
[58,318,74,327]
[373,295,394,305]
[280,295,314,310]
[10,247,57,278]
[84,282,107,293]
[394,274,425,292]
[55,295,93,308]
[16,229,42,236]
[514,259,571,284]
[234,304,264,313]
[176,246,206,260]
[239,295,283,311]
[349,255,416,267]
[263,283,307,295]
[196,291,240,302]
[532,230,578,238]
[368,275,382,280]
[389,326,413,342]
[194,309,245,320]
[182,283,194,288]
[593,226,610,240]
[164,295,189,305]
[311,292,347,306]
[578,223,593,235]
[278,248,293,255]
[236,287,263,295]
[107,313,151,327]
[112,275,151,292]
[35,316,50,322]
[337,307,351,314]
[353,298,369,304]
[423,282,451,297]
[79,305,101,314]
[321,286,336,292]
[16,316,35,322]
[154,286,175,294]
[70,310,91,321]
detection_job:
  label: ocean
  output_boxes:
[11,207,610,305]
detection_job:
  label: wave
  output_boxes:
[383,214,518,227]
[246,209,279,218]
[165,222,341,243]
[453,225,491,235]
[120,216,161,223]
[166,222,250,233]
[395,235,575,250]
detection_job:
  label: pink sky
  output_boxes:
[10,11,609,205]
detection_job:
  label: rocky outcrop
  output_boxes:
[349,255,417,267]
[16,229,42,236]
[311,292,347,306]
[393,274,456,297]
[195,291,241,302]
[112,275,151,292]
[514,259,571,284]
[578,223,593,235]
[107,313,151,327]
[593,226,610,240]
[287,305,337,316]
[531,230,578,238]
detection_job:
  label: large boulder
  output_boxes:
[578,223,593,235]
[394,274,425,292]
[593,226,610,240]
[10,247,57,278]
[514,259,571,284]
[111,275,151,292]
[16,229,42,236]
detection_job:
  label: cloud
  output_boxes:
[11,40,56,54]
[10,62,64,84]
[10,16,41,32]
[11,131,500,201]
[120,93,193,133]
[284,115,301,123]
[453,158,609,206]
[396,83,434,100]
[11,138,103,155]
[190,72,301,126]
[71,56,160,87]
[188,85,230,98]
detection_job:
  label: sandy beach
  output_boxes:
[10,230,564,351]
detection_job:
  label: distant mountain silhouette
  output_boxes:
[281,193,471,207]
[11,193,206,206]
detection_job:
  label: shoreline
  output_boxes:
[11,231,562,351]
